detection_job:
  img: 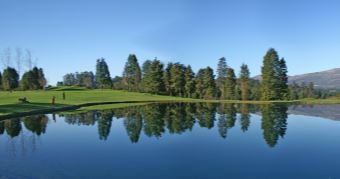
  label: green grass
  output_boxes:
[0,86,340,117]
[0,88,192,115]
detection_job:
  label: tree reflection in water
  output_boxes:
[0,103,289,148]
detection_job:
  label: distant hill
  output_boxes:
[253,68,340,89]
[288,68,340,89]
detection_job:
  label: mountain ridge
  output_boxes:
[253,68,340,89]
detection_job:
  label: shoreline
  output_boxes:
[0,99,311,121]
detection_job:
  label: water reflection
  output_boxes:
[0,103,294,148]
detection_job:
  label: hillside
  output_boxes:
[288,68,340,89]
[254,68,340,89]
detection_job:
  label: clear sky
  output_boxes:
[1,0,340,85]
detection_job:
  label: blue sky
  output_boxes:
[1,0,340,85]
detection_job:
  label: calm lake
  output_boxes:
[1,103,340,179]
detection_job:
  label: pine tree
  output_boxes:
[2,67,19,91]
[203,67,216,99]
[142,60,152,77]
[277,58,288,99]
[95,58,112,89]
[163,63,174,95]
[194,69,205,99]
[261,48,287,100]
[239,64,250,100]
[142,59,165,94]
[225,68,236,100]
[216,57,228,99]
[123,54,142,91]
[184,65,195,98]
[169,63,185,97]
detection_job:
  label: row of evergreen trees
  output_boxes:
[118,49,286,100]
[60,48,333,100]
[0,66,46,91]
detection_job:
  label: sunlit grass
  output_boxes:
[0,86,339,116]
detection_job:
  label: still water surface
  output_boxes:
[1,103,340,179]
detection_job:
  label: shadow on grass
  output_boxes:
[0,103,69,115]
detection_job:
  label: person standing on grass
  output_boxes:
[63,92,66,100]
[52,96,56,105]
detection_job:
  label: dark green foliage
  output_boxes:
[225,68,236,100]
[249,79,261,100]
[96,58,112,89]
[216,57,228,99]
[21,70,39,90]
[163,63,186,96]
[123,54,142,91]
[63,71,94,88]
[169,63,186,96]
[194,67,217,99]
[21,67,46,90]
[288,82,329,99]
[184,65,195,98]
[194,69,205,99]
[79,71,95,88]
[142,60,152,77]
[2,67,19,90]
[112,76,125,90]
[38,68,47,88]
[142,59,165,94]
[163,63,173,95]
[203,67,217,99]
[239,64,250,100]
[261,48,288,100]
[277,58,288,99]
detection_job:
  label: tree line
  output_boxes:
[0,66,47,91]
[59,48,333,100]
[0,48,46,91]
[61,48,306,100]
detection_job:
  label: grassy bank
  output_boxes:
[0,88,192,115]
[0,87,339,118]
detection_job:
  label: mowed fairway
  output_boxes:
[0,88,190,115]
